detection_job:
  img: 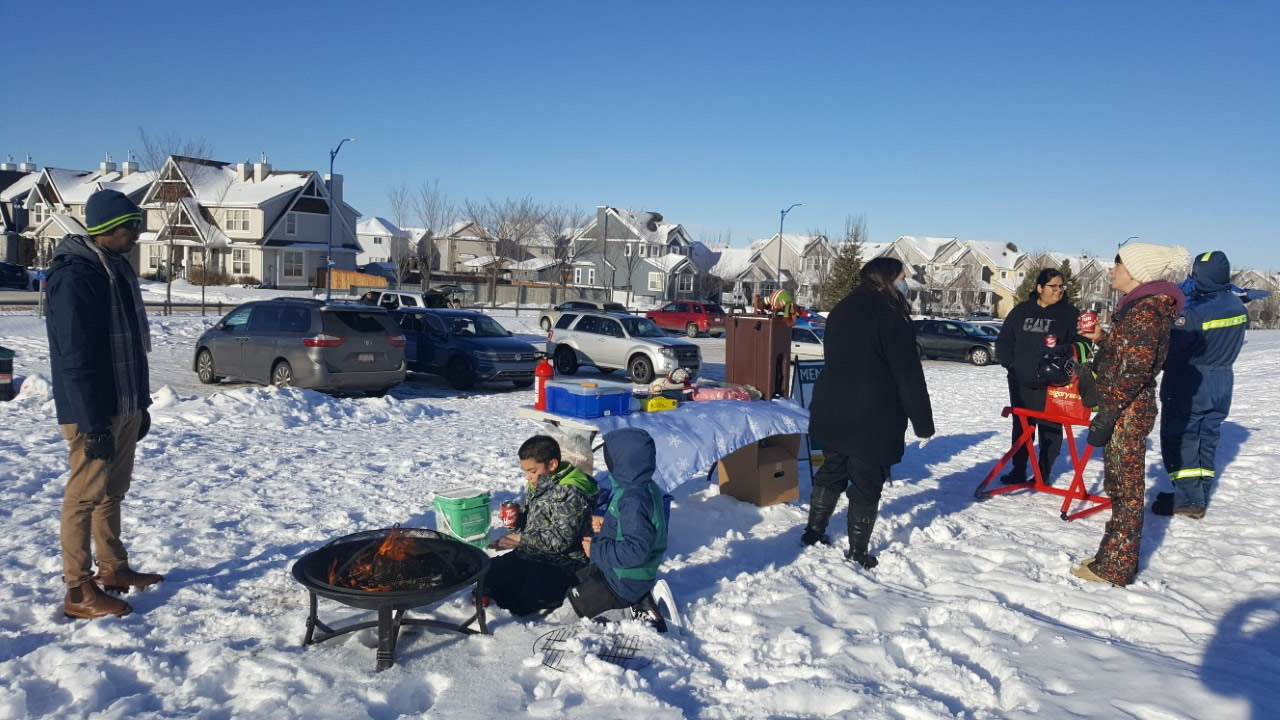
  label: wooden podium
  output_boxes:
[724,316,791,399]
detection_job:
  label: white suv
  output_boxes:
[546,311,701,384]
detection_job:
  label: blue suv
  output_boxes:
[392,308,539,390]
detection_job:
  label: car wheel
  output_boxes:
[917,344,929,360]
[685,323,699,338]
[196,348,220,384]
[629,354,655,384]
[969,347,992,366]
[554,346,579,375]
[540,317,552,331]
[447,358,476,390]
[513,379,535,388]
[271,360,294,387]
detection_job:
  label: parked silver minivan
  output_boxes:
[194,299,407,395]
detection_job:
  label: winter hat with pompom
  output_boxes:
[1117,242,1192,284]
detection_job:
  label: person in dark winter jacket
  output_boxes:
[1154,251,1249,519]
[804,257,935,569]
[994,268,1084,485]
[45,189,164,620]
[485,435,598,616]
[1073,242,1191,587]
[565,428,669,626]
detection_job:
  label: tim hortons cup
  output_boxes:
[499,501,521,529]
[1079,312,1098,333]
[1044,335,1057,348]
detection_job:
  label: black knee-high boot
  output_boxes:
[846,504,879,569]
[802,484,841,546]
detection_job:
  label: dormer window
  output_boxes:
[286,212,297,235]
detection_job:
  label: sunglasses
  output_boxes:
[121,218,145,232]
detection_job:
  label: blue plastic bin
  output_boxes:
[546,382,632,418]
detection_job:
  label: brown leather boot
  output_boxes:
[65,581,132,619]
[96,566,165,593]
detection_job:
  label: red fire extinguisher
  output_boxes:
[534,355,555,411]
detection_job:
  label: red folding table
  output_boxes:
[974,406,1111,521]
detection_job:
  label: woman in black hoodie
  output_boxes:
[804,257,935,568]
[994,268,1082,485]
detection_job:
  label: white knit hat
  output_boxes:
[1117,242,1193,284]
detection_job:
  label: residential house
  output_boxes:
[17,156,153,267]
[572,206,697,304]
[355,216,406,266]
[957,240,1026,317]
[705,233,835,307]
[138,155,360,288]
[0,158,39,264]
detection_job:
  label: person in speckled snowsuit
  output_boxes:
[1074,243,1191,587]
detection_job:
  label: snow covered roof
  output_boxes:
[356,217,401,238]
[37,167,155,205]
[0,171,38,202]
[964,241,1024,270]
[512,258,559,271]
[463,255,504,268]
[30,213,88,238]
[613,209,678,245]
[897,236,959,261]
[750,233,821,257]
[859,242,893,259]
[647,253,689,273]
[170,157,311,207]
[706,246,756,280]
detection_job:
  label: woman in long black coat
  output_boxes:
[804,257,935,568]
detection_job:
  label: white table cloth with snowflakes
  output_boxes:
[586,399,810,492]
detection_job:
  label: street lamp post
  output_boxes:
[777,203,803,294]
[325,137,356,301]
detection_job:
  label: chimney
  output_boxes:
[18,155,37,173]
[324,173,343,210]
[235,160,251,182]
[253,152,271,182]
[100,152,117,174]
[0,155,15,172]
[596,205,608,240]
[120,151,138,177]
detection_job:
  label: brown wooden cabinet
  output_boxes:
[724,316,791,398]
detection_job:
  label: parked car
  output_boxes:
[790,325,825,361]
[964,311,996,322]
[645,301,727,338]
[0,262,30,290]
[547,310,700,384]
[359,289,450,310]
[392,308,538,390]
[539,299,629,331]
[912,319,999,366]
[193,298,406,394]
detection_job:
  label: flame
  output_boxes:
[328,528,422,592]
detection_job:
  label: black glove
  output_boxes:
[138,409,151,441]
[84,431,115,462]
[1086,412,1116,448]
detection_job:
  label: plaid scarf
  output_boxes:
[68,235,151,415]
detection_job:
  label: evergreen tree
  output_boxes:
[1059,259,1083,305]
[820,236,863,310]
[1014,269,1040,305]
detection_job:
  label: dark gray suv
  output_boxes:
[194,298,407,395]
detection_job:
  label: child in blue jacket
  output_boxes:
[565,427,669,630]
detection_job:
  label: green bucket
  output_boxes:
[432,487,492,548]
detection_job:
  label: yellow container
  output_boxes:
[642,396,678,412]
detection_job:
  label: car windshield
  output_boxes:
[603,303,628,313]
[959,323,988,337]
[449,314,511,337]
[620,316,666,338]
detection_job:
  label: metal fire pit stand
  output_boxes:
[301,568,489,672]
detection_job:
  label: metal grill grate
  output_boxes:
[534,626,654,671]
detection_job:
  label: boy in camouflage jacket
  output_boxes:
[485,435,598,616]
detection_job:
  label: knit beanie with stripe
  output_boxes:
[85,189,142,236]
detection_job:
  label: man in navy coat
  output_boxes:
[1155,251,1249,519]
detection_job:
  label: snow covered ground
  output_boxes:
[1,313,1277,719]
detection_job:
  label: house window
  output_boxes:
[147,245,165,269]
[286,213,297,235]
[283,250,303,278]
[232,248,250,275]
[1000,270,1007,279]
[226,209,250,232]
[678,274,693,292]
[624,243,632,257]
[32,203,49,224]
[373,237,382,245]
[638,244,648,258]
[573,267,582,284]
[647,272,663,291]
[587,268,596,285]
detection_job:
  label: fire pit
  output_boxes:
[291,527,490,671]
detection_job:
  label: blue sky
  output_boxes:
[4,0,1277,267]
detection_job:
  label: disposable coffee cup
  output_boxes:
[1080,312,1098,333]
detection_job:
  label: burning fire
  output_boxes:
[329,528,423,592]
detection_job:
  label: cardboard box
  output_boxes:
[717,434,801,506]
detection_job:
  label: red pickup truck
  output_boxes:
[645,301,727,338]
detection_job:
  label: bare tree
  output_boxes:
[385,183,415,288]
[462,197,546,307]
[542,204,594,304]
[412,180,455,291]
[136,127,215,315]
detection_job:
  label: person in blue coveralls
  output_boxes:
[1153,251,1250,519]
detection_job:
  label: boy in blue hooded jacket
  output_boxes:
[566,427,669,629]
